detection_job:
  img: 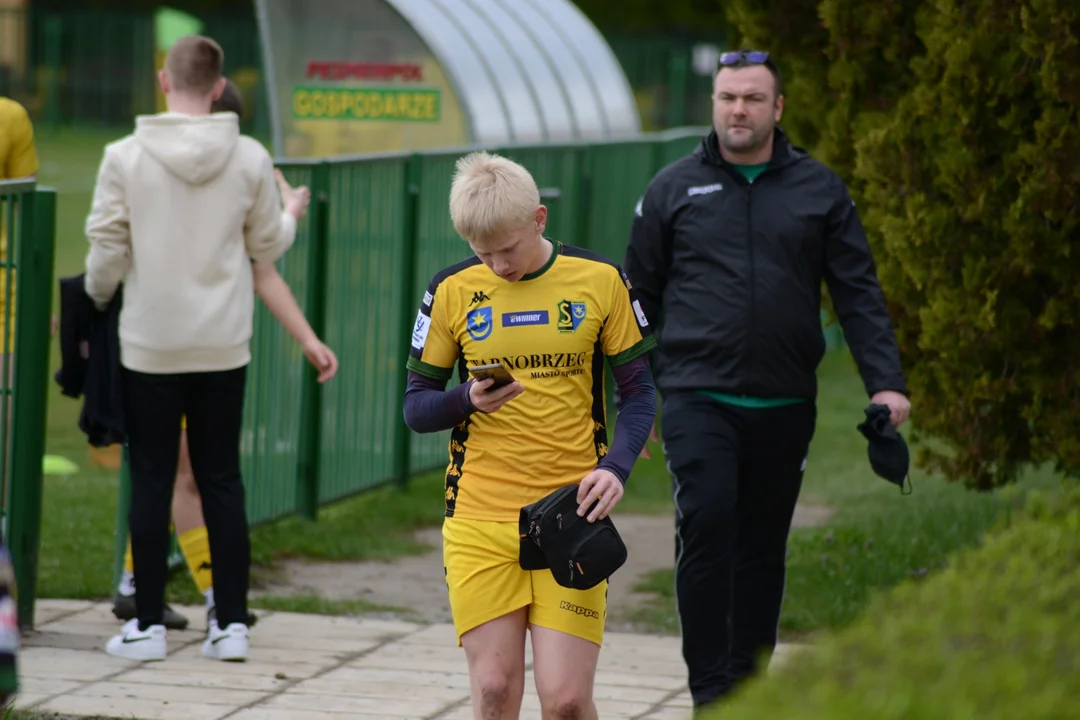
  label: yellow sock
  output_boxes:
[178,526,213,595]
[124,523,173,575]
[123,536,134,574]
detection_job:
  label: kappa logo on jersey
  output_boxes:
[469,290,491,306]
[687,182,723,197]
[556,300,586,333]
[466,306,493,341]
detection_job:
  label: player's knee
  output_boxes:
[540,690,592,720]
[475,668,515,714]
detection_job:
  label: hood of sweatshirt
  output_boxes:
[134,112,240,185]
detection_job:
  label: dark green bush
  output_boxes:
[855,0,1080,487]
[710,486,1080,719]
[721,0,922,187]
[723,0,1080,487]
[720,0,832,154]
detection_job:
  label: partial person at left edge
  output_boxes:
[0,95,41,707]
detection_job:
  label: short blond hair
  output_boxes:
[165,35,224,95]
[449,151,540,243]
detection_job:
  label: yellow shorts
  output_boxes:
[442,517,608,648]
[180,414,186,430]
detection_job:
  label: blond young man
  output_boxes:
[86,36,310,662]
[111,78,338,632]
[403,152,657,719]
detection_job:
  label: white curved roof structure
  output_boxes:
[256,0,640,157]
[387,0,640,144]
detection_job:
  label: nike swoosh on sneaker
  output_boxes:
[211,634,233,644]
[122,635,152,644]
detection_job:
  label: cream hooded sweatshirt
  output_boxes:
[84,112,296,374]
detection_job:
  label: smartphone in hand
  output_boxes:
[468,362,516,389]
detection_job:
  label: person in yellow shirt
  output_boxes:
[0,96,40,355]
[0,97,37,180]
[403,151,657,720]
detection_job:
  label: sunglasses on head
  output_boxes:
[718,50,770,67]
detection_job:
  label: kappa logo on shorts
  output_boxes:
[559,600,600,620]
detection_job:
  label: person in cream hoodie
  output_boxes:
[84,35,310,662]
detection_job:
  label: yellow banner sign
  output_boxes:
[292,86,441,122]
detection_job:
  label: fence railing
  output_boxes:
[0,179,57,628]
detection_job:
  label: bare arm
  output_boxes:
[253,260,315,345]
[253,259,338,382]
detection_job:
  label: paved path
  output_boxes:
[13,599,808,719]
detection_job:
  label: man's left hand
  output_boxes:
[871,390,911,428]
[576,469,624,522]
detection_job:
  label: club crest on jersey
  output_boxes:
[557,300,586,333]
[466,306,493,341]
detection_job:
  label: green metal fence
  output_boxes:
[0,180,57,628]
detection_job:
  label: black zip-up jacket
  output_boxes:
[623,127,906,400]
[55,274,127,447]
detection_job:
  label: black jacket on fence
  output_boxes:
[55,274,126,447]
[623,127,907,400]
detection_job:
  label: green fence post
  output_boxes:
[9,188,57,629]
[393,155,421,486]
[295,162,330,520]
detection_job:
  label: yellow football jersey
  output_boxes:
[0,97,38,181]
[407,240,656,522]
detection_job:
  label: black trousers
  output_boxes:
[122,366,250,631]
[661,391,817,706]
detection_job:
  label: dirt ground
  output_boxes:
[253,504,833,632]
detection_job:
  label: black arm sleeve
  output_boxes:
[403,372,475,434]
[596,355,657,484]
[822,180,907,397]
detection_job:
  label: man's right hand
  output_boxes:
[275,169,311,220]
[468,378,525,414]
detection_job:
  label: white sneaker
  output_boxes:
[202,620,248,662]
[104,618,166,661]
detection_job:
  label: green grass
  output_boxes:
[623,351,1064,637]
[250,593,416,618]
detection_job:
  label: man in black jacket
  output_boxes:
[623,50,911,709]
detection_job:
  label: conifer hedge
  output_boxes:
[724,0,1079,487]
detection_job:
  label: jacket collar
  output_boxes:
[694,125,807,169]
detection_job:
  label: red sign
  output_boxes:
[306,62,423,82]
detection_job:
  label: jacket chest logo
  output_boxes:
[687,183,723,197]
